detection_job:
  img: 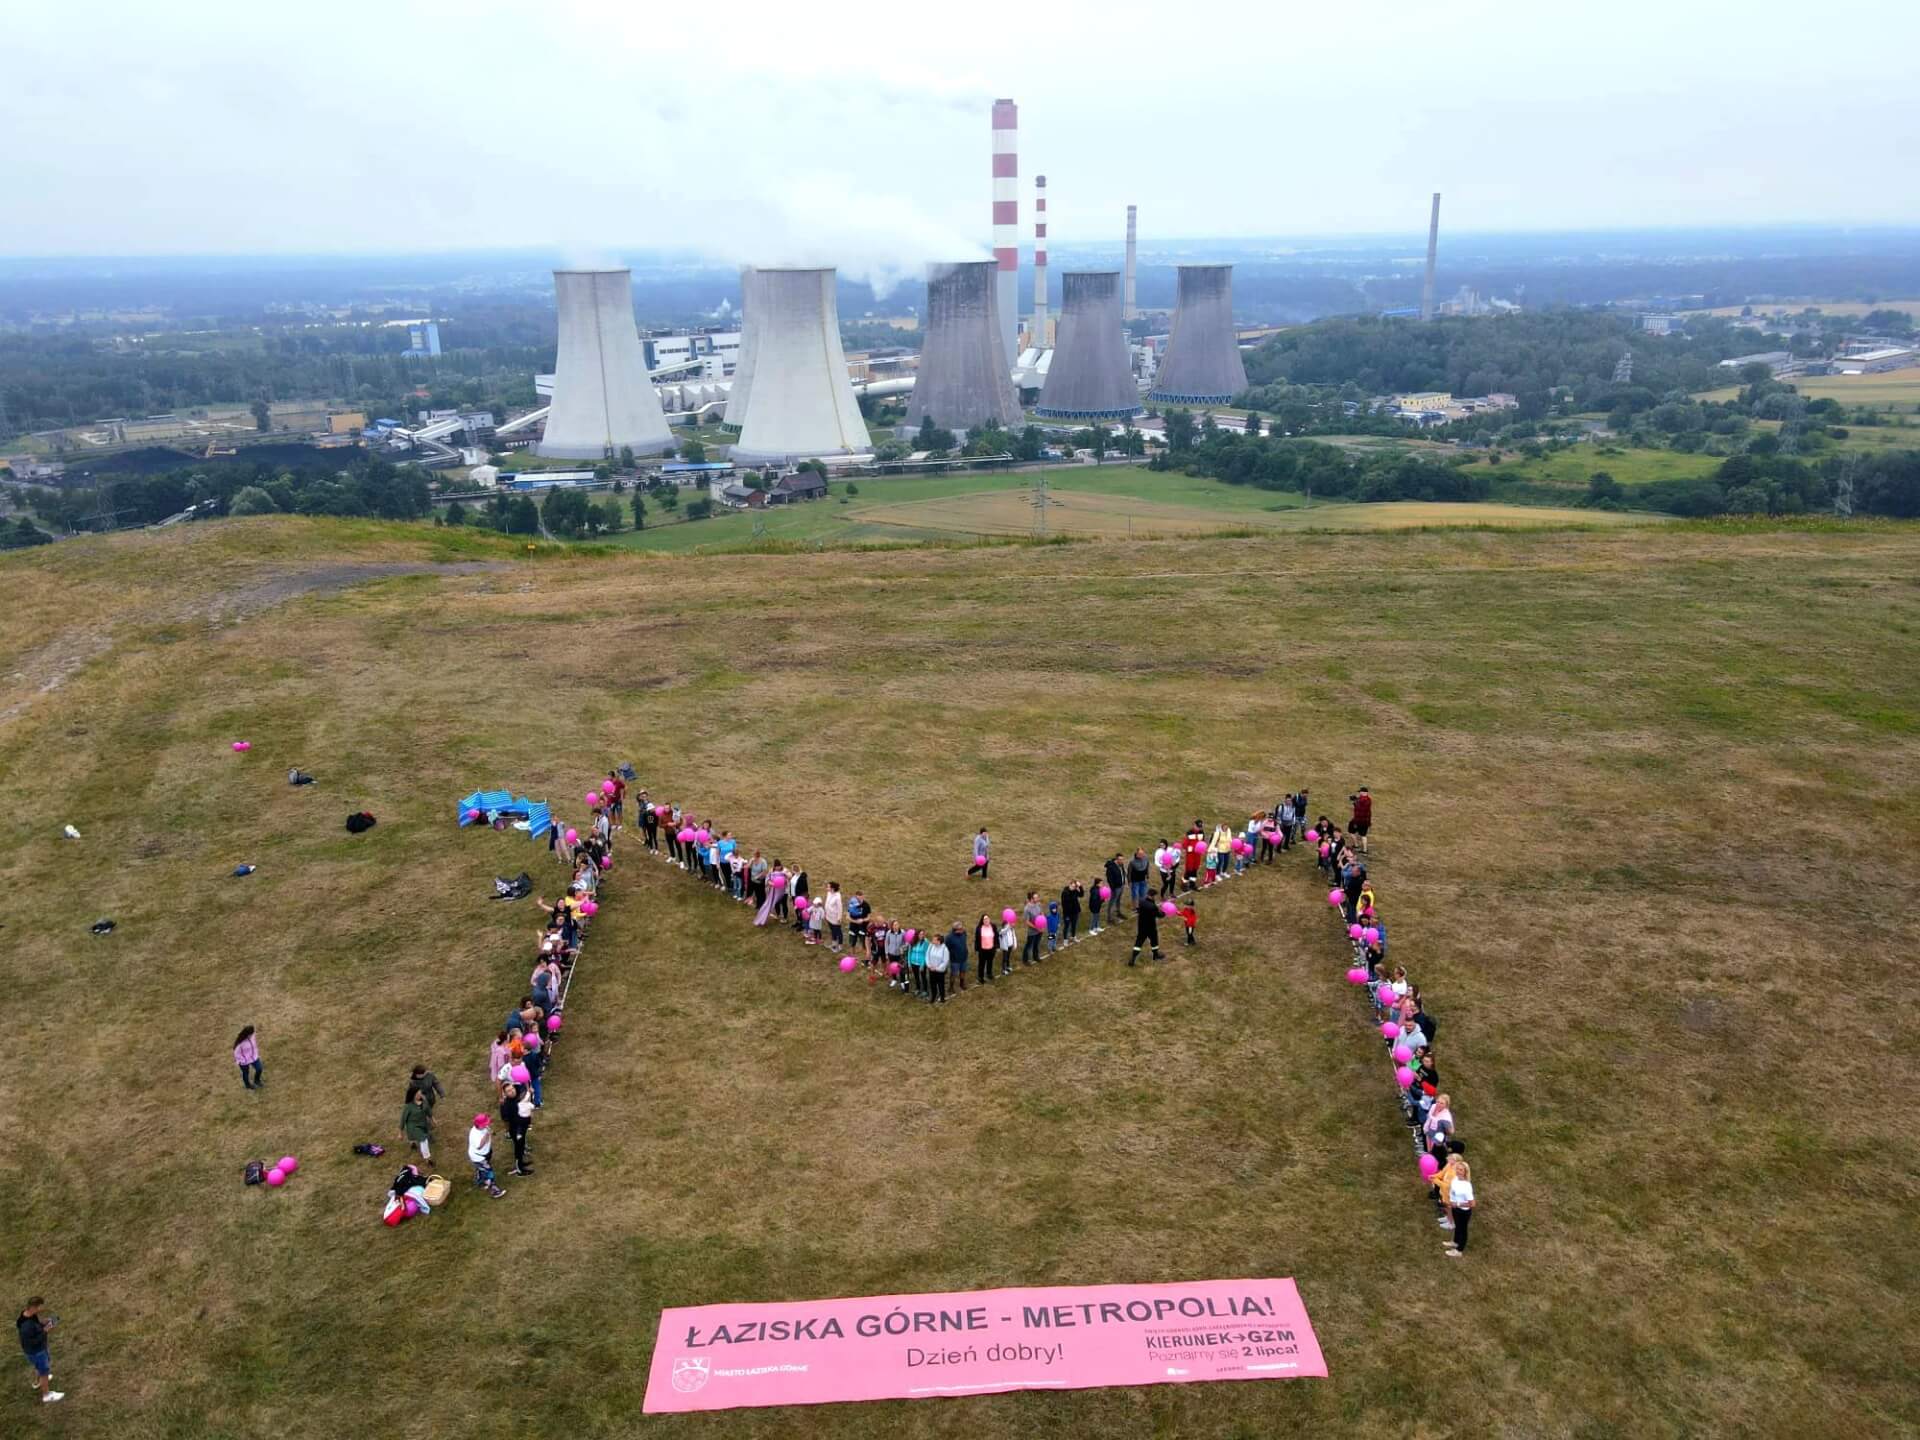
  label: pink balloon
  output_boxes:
[1262,830,1280,843]
[278,1155,298,1173]
[1305,829,1319,843]
[1328,889,1343,906]
[904,928,917,943]
[601,780,616,795]
[694,828,711,846]
[1346,966,1368,984]
[1363,927,1380,945]
[1035,914,1050,931]
[547,1014,562,1032]
[1419,1153,1440,1179]
[1002,908,1016,924]
[510,1064,530,1084]
[794,894,810,910]
[232,740,251,752]
[1391,1044,1412,1064]
[654,805,670,818]
[1319,843,1331,858]
[464,808,480,822]
[1380,1021,1400,1039]
[1097,885,1112,900]
[265,1167,286,1187]
[770,872,788,888]
[677,828,695,844]
[1161,901,1177,916]
[839,956,857,972]
[1395,1066,1415,1088]
[1348,924,1363,940]
[580,900,598,916]
[523,1032,541,1051]
[564,828,579,845]
[600,858,612,872]
[887,961,901,976]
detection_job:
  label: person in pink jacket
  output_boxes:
[233,1026,262,1089]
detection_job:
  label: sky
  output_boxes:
[6,0,1918,275]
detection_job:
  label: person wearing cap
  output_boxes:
[467,1114,507,1198]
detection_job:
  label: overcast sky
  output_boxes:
[7,0,1917,269]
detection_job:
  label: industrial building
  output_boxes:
[1148,265,1247,405]
[722,266,761,427]
[903,261,1022,437]
[730,267,870,465]
[1035,271,1140,421]
[537,268,674,460]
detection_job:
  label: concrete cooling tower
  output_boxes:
[537,268,673,459]
[1035,270,1139,421]
[1147,264,1248,405]
[903,261,1023,437]
[730,267,869,465]
[722,265,760,428]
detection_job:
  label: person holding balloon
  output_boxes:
[1020,895,1045,965]
[997,912,1017,976]
[499,1082,534,1176]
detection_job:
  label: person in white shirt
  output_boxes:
[467,1115,507,1197]
[822,883,846,950]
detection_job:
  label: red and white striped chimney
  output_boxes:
[1032,174,1048,350]
[992,98,1018,365]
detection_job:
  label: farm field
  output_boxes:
[1699,299,1920,320]
[1700,369,1920,411]
[2,517,1917,1438]
[610,466,1656,552]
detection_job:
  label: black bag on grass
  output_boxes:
[244,1160,267,1186]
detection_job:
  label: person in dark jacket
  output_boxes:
[1130,904,1165,966]
[400,1089,433,1162]
[18,1298,61,1404]
[1059,881,1082,942]
[500,1083,534,1175]
[1104,855,1127,920]
[946,923,970,992]
[407,1064,445,1115]
[1350,787,1372,853]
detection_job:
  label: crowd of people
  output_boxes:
[1315,792,1481,1258]
[384,770,624,1221]
[630,794,1328,999]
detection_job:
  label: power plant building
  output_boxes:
[1035,270,1139,421]
[722,266,761,427]
[730,267,869,465]
[537,269,673,459]
[1147,264,1248,404]
[903,261,1023,437]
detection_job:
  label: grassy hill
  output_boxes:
[2,516,1917,1438]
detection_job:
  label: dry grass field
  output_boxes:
[2,516,1918,1439]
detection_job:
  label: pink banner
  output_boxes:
[643,1277,1325,1413]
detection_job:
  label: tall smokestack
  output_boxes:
[992,98,1019,365]
[537,268,672,459]
[1124,205,1138,321]
[731,267,868,465]
[1035,270,1139,421]
[904,261,1023,437]
[1420,191,1441,322]
[1148,264,1248,405]
[1032,174,1048,350]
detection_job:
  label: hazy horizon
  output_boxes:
[8,0,1918,282]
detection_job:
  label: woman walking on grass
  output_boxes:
[968,828,990,878]
[233,1025,262,1090]
[401,1087,433,1163]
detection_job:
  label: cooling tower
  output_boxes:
[730,267,869,465]
[1420,192,1441,322]
[1147,264,1248,404]
[903,261,1023,436]
[537,268,673,459]
[722,265,760,428]
[1035,270,1139,421]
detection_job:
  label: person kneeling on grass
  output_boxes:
[467,1114,508,1198]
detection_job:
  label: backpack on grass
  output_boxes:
[244,1160,267,1186]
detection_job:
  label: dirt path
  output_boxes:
[1,560,503,727]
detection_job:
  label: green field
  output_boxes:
[3,517,1917,1437]
[1468,445,1724,490]
[609,466,1661,553]
[1700,370,1920,412]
